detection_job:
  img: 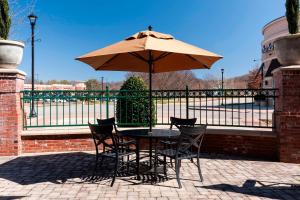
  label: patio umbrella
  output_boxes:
[76,26,223,131]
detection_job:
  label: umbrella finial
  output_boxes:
[148,25,153,31]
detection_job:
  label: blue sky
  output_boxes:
[12,0,285,82]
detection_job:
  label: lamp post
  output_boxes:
[261,64,264,89]
[221,68,224,105]
[28,13,37,118]
[101,76,104,91]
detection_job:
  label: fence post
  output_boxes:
[273,66,300,163]
[186,85,189,119]
[0,69,26,156]
[106,85,109,119]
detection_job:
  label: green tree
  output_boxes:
[0,0,11,39]
[47,80,58,84]
[286,0,299,34]
[86,79,101,90]
[116,76,155,127]
[60,80,70,85]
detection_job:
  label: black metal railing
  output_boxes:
[21,88,277,129]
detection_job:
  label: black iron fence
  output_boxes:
[21,88,277,129]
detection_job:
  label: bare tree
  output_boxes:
[127,70,200,90]
[108,81,123,90]
[247,66,262,89]
[8,0,36,40]
[85,79,101,90]
[202,73,220,89]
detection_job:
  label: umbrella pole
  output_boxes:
[149,52,153,132]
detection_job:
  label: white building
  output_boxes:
[24,81,86,90]
[261,16,300,88]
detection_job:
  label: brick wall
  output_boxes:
[21,134,94,153]
[21,130,278,161]
[0,70,25,156]
[202,134,277,160]
[274,66,300,163]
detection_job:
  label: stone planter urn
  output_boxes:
[274,33,300,66]
[0,40,24,69]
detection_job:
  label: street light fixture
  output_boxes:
[221,68,224,105]
[28,13,37,118]
[28,13,37,26]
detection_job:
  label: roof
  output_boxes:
[262,16,285,34]
[265,59,281,77]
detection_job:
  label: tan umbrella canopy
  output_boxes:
[76,26,223,130]
[76,27,222,73]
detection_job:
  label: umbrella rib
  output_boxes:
[128,52,148,63]
[95,54,120,70]
[185,54,209,69]
[153,52,172,62]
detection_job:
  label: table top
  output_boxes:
[119,128,180,139]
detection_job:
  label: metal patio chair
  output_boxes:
[161,117,197,166]
[97,118,136,151]
[88,120,135,187]
[88,122,110,170]
[170,117,197,130]
[158,125,206,188]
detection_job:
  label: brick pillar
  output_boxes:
[0,69,26,156]
[273,66,300,163]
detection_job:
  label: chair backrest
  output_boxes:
[96,118,119,150]
[170,117,197,130]
[97,117,116,126]
[88,122,112,148]
[176,125,207,157]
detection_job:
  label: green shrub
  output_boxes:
[0,0,11,39]
[286,0,299,34]
[116,76,155,127]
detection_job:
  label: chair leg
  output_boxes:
[93,149,99,175]
[95,153,99,167]
[165,143,172,167]
[175,159,182,189]
[127,155,130,173]
[111,157,119,187]
[163,143,167,175]
[190,147,194,163]
[99,144,105,168]
[196,157,203,182]
[163,156,167,175]
[99,155,104,168]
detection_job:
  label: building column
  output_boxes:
[0,69,26,156]
[273,66,300,163]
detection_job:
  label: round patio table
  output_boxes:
[119,128,180,181]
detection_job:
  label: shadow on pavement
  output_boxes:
[0,152,130,185]
[200,179,300,200]
[0,196,26,200]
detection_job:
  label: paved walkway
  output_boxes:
[0,152,299,200]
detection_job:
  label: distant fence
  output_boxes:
[21,88,277,129]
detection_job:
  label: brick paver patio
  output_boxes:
[0,152,299,200]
